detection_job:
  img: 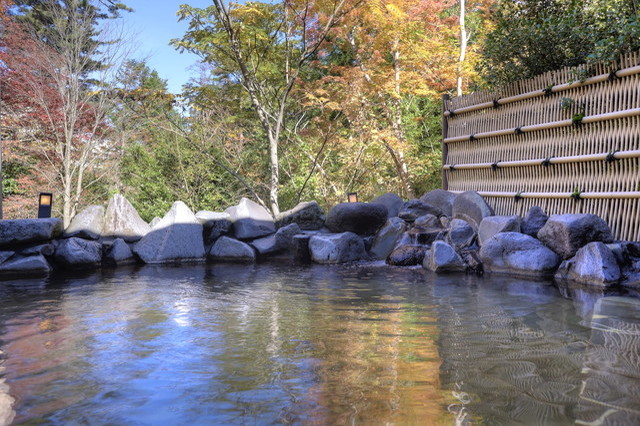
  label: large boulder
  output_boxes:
[398,200,442,222]
[478,215,521,247]
[103,194,151,242]
[134,201,205,264]
[387,245,428,266]
[446,218,476,250]
[196,211,232,242]
[420,189,457,217]
[250,223,301,256]
[424,240,465,273]
[479,232,561,278]
[54,237,102,268]
[452,191,494,230]
[225,198,275,240]
[0,218,62,249]
[275,201,325,230]
[209,236,256,262]
[325,203,388,236]
[103,238,136,266]
[370,193,404,218]
[537,214,614,259]
[0,254,50,276]
[64,205,105,240]
[309,232,366,264]
[555,242,620,287]
[370,217,406,260]
[521,206,548,237]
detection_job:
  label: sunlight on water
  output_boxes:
[0,264,639,424]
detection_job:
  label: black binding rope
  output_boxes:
[571,188,582,201]
[515,127,523,135]
[491,161,500,171]
[514,192,523,202]
[543,86,553,96]
[541,157,552,167]
[493,98,501,109]
[469,134,476,141]
[606,150,619,163]
[448,109,456,118]
[449,164,456,171]
[608,70,620,82]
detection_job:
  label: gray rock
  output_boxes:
[18,244,54,257]
[104,238,136,266]
[424,240,466,273]
[555,242,620,286]
[452,191,494,230]
[478,215,521,247]
[398,200,442,222]
[275,201,325,230]
[0,251,14,265]
[309,232,367,264]
[325,203,388,236]
[537,214,614,259]
[64,205,105,240]
[210,236,256,262]
[414,214,441,229]
[103,194,151,242]
[251,223,301,256]
[387,245,428,266]
[149,217,162,228]
[0,218,63,249]
[521,206,548,237]
[370,193,404,218]
[0,254,50,275]
[370,217,406,260]
[408,227,443,245]
[440,216,451,228]
[134,201,205,263]
[479,232,561,277]
[226,198,275,240]
[54,237,102,268]
[447,218,476,249]
[420,189,457,217]
[292,234,312,263]
[196,211,232,242]
[459,249,483,274]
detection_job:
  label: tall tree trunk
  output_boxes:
[268,132,280,215]
[457,0,467,97]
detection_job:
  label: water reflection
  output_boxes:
[0,265,638,424]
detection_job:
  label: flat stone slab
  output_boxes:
[0,218,63,249]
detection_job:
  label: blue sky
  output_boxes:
[121,1,213,93]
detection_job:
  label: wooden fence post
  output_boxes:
[441,93,450,191]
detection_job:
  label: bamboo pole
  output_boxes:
[442,150,640,170]
[441,94,450,190]
[443,108,640,144]
[447,191,640,199]
[443,64,640,117]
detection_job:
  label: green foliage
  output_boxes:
[479,0,640,86]
[2,159,31,196]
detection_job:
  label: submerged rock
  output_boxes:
[452,191,494,230]
[309,232,367,264]
[64,205,105,240]
[54,237,102,268]
[103,194,151,242]
[370,217,406,260]
[226,198,275,240]
[0,218,63,249]
[387,245,427,266]
[555,242,620,286]
[104,238,136,266]
[537,214,614,259]
[479,232,560,278]
[0,254,50,276]
[420,189,457,217]
[326,203,388,236]
[209,236,256,262]
[370,193,404,218]
[134,201,205,263]
[275,201,325,230]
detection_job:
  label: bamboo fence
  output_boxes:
[442,51,640,241]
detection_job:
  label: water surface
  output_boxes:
[0,264,639,424]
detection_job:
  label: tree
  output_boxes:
[0,0,128,226]
[172,0,353,215]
